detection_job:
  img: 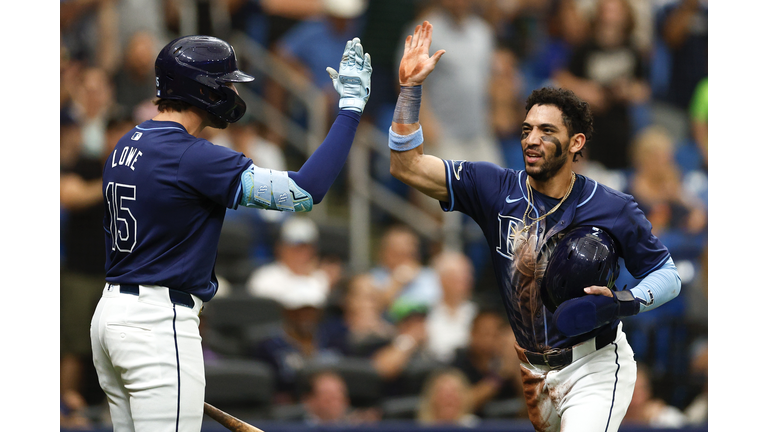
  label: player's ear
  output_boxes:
[569,133,586,155]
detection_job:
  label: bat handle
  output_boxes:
[204,402,265,432]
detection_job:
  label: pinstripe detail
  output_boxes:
[445,160,455,212]
[135,125,186,132]
[173,305,181,432]
[577,178,598,208]
[605,342,620,432]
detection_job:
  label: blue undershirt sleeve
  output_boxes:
[287,110,361,204]
[630,256,682,313]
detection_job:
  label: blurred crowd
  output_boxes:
[60,0,707,429]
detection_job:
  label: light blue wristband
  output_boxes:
[388,126,424,152]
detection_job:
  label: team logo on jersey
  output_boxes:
[131,132,143,141]
[496,213,526,260]
[451,160,466,181]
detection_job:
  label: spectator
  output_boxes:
[689,76,708,169]
[656,0,708,111]
[113,30,158,115]
[60,110,135,429]
[271,0,368,127]
[68,66,120,158]
[425,251,479,363]
[452,309,523,417]
[368,225,442,312]
[555,0,651,170]
[626,126,707,240]
[622,363,688,428]
[684,340,707,425]
[527,0,588,89]
[400,0,501,166]
[248,277,343,404]
[490,47,528,171]
[301,369,381,425]
[371,301,433,383]
[416,368,480,426]
[321,273,396,357]
[246,216,332,302]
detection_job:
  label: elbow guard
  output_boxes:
[239,165,313,212]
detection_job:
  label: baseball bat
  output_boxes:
[204,402,265,432]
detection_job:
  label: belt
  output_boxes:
[113,283,195,309]
[517,325,618,370]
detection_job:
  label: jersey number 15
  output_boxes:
[105,182,137,253]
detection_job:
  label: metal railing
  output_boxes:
[225,32,442,271]
[173,0,443,268]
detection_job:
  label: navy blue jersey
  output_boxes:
[440,160,669,352]
[102,120,253,301]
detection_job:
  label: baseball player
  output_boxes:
[388,22,681,432]
[90,35,372,432]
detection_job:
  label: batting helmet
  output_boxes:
[155,35,254,123]
[541,226,620,313]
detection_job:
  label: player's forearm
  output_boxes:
[288,110,361,203]
[389,85,449,201]
[390,148,449,202]
[630,256,681,313]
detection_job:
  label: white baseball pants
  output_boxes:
[520,322,637,432]
[90,284,206,432]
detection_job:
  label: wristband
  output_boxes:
[388,126,424,152]
[393,85,422,124]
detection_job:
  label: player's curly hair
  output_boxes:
[525,87,594,161]
[154,98,192,113]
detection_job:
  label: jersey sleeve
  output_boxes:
[177,140,254,208]
[439,160,508,222]
[610,197,671,278]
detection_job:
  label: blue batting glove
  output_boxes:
[326,37,372,113]
[553,290,641,337]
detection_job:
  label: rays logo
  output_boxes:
[452,160,466,180]
[496,213,525,260]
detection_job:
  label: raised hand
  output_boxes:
[327,37,372,113]
[398,21,446,87]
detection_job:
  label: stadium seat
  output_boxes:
[299,357,383,407]
[202,295,283,356]
[204,358,275,419]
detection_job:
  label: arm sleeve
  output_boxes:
[287,110,361,204]
[630,256,681,313]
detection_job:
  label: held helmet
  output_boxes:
[155,35,254,123]
[541,226,620,313]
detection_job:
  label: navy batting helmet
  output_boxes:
[541,226,620,313]
[155,35,254,123]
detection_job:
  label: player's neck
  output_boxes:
[528,167,574,199]
[152,108,208,137]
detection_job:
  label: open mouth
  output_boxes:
[525,152,543,164]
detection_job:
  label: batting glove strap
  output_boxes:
[553,290,640,337]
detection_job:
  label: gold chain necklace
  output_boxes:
[519,171,576,234]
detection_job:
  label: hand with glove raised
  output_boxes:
[327,37,372,113]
